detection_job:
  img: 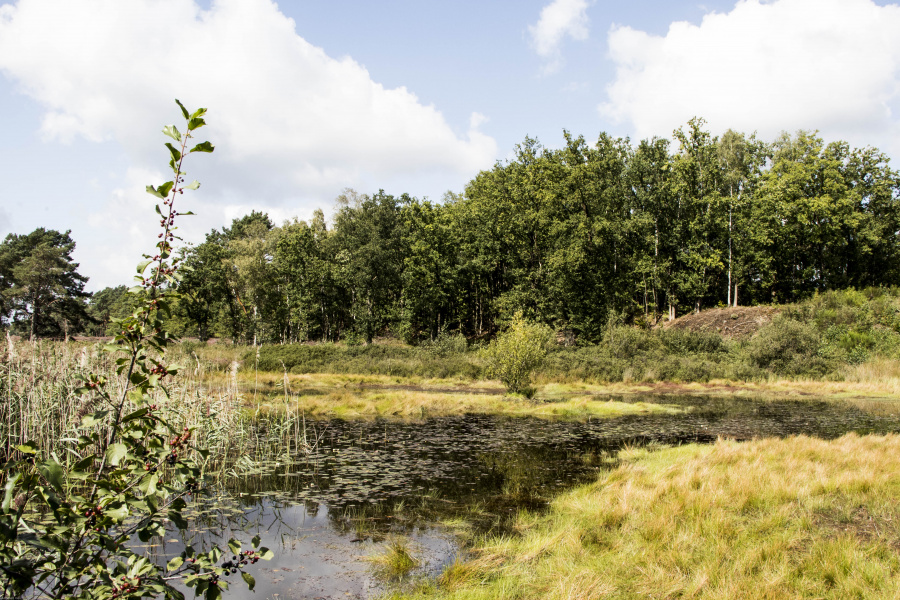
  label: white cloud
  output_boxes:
[600,0,900,155]
[0,0,497,204]
[0,0,499,290]
[78,166,305,289]
[529,0,591,72]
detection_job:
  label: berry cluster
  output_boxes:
[110,576,142,599]
[166,427,192,465]
[83,505,103,527]
[221,550,263,575]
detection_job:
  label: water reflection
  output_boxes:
[170,394,900,599]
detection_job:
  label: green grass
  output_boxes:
[368,536,420,579]
[389,433,900,599]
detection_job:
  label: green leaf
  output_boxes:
[137,259,152,275]
[37,460,64,493]
[106,443,127,467]
[175,98,190,120]
[184,180,200,190]
[162,125,181,142]
[251,534,261,548]
[165,142,182,163]
[168,510,188,530]
[205,583,222,600]
[15,442,38,455]
[241,572,255,591]
[190,107,207,120]
[123,407,149,422]
[190,141,214,153]
[82,411,109,428]
[227,539,241,556]
[145,473,159,496]
[157,181,175,198]
[167,556,183,572]
[260,548,274,561]
[106,503,129,522]
[2,473,21,512]
[187,117,206,131]
[73,456,95,471]
[146,185,165,199]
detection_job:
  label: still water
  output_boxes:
[160,394,900,599]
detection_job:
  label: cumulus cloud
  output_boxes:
[0,0,496,197]
[600,0,900,154]
[0,0,498,289]
[529,0,591,72]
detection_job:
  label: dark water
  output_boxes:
[162,394,900,599]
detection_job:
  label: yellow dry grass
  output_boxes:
[393,434,900,599]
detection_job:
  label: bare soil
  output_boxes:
[660,305,780,339]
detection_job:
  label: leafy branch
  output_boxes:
[0,100,270,600]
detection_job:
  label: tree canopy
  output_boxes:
[15,121,900,344]
[0,228,91,339]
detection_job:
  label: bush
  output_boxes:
[482,314,553,396]
[603,325,659,359]
[658,328,726,354]
[747,316,821,374]
[420,330,468,357]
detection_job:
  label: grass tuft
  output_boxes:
[368,536,420,579]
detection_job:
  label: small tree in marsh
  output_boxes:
[482,313,552,397]
[0,101,270,599]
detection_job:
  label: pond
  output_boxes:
[160,394,900,599]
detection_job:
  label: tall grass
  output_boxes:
[0,336,255,469]
[393,434,900,600]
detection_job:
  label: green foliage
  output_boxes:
[420,329,468,357]
[747,316,824,375]
[85,285,138,336]
[482,314,553,396]
[0,228,91,338]
[658,328,726,355]
[249,342,482,380]
[0,101,269,599]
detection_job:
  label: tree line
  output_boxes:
[4,119,900,343]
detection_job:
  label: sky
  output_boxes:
[2,0,900,290]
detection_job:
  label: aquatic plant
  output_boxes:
[368,536,420,579]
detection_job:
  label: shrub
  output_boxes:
[420,329,468,357]
[0,101,269,599]
[747,316,821,374]
[658,328,726,354]
[603,326,659,359]
[482,313,553,396]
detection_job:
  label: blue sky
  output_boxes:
[2,0,900,290]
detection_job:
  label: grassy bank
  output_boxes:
[391,433,900,599]
[244,371,683,419]
[227,289,900,392]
